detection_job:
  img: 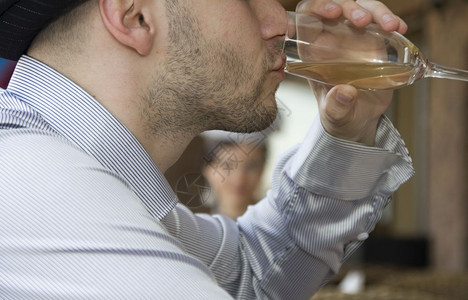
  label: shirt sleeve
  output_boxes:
[161,115,414,299]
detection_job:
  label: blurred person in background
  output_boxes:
[202,132,268,219]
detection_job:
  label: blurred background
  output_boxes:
[1,0,466,298]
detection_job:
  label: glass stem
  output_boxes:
[425,61,468,82]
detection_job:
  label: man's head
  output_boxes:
[1,0,287,166]
[142,0,285,135]
[202,137,267,219]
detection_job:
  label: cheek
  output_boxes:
[205,170,225,190]
[204,3,263,57]
[245,171,262,188]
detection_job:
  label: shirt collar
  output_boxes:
[7,55,177,220]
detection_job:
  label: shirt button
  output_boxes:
[357,232,369,241]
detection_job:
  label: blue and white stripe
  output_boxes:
[5,55,177,220]
[1,55,414,299]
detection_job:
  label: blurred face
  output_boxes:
[145,0,287,134]
[204,143,266,211]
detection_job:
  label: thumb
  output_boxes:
[321,85,358,124]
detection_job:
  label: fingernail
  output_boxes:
[336,92,353,104]
[297,1,307,11]
[352,9,367,21]
[324,3,339,12]
[382,14,396,24]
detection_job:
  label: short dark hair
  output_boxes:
[0,0,90,60]
[27,0,94,57]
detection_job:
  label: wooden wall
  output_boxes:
[425,0,468,271]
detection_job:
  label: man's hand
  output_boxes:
[296,0,407,145]
[297,0,407,33]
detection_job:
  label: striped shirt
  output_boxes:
[0,56,414,299]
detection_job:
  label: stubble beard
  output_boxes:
[142,1,279,140]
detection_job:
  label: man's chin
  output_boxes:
[236,105,277,133]
[212,105,277,133]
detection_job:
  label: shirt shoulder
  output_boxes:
[0,128,146,225]
[0,128,231,299]
[0,128,106,178]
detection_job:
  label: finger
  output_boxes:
[332,0,373,27]
[356,0,408,33]
[395,17,408,34]
[321,85,358,125]
[296,0,343,19]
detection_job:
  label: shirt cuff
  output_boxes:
[287,115,414,200]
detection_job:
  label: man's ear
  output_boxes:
[99,0,154,55]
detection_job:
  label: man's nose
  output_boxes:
[252,0,288,40]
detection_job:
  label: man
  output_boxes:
[0,0,413,299]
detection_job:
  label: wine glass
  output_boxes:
[282,11,468,90]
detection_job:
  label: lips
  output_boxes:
[272,55,286,71]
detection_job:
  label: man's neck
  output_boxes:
[27,35,207,173]
[143,132,198,173]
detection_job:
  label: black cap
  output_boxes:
[0,0,82,60]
